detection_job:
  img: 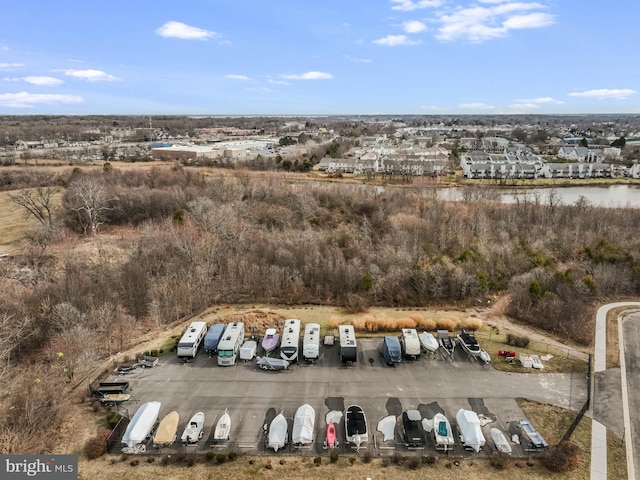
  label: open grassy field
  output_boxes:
[0,187,66,253]
[0,190,40,252]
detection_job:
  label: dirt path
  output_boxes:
[468,295,590,361]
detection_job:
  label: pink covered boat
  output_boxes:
[262,328,280,354]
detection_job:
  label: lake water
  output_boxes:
[304,181,640,208]
[440,185,640,207]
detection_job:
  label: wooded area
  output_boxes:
[1,165,639,452]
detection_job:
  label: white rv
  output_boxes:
[302,323,320,362]
[401,328,421,360]
[177,321,208,360]
[280,319,301,363]
[217,322,245,366]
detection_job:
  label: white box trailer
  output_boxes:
[239,340,257,361]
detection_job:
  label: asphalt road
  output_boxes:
[622,314,640,478]
[110,338,587,457]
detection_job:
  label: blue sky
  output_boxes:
[0,0,638,115]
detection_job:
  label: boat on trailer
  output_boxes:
[345,405,368,451]
[491,428,512,454]
[153,411,179,448]
[121,401,161,454]
[418,331,439,354]
[212,409,231,444]
[432,412,455,451]
[181,412,205,445]
[457,329,481,357]
[261,328,280,354]
[267,413,288,452]
[324,410,343,449]
[292,404,315,447]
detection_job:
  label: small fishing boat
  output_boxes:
[292,404,315,447]
[418,331,439,353]
[262,328,280,354]
[100,393,131,405]
[520,420,548,448]
[267,413,288,452]
[153,411,179,448]
[213,409,231,443]
[490,428,512,454]
[181,412,205,445]
[432,413,455,451]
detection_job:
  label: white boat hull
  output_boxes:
[213,410,231,443]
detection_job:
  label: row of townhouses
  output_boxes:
[460,151,637,179]
[317,147,450,175]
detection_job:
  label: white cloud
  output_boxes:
[0,92,82,108]
[373,34,421,46]
[509,102,540,110]
[403,20,428,33]
[268,79,290,85]
[156,21,216,40]
[0,62,24,70]
[226,74,250,81]
[64,69,119,82]
[502,12,554,29]
[280,71,333,80]
[518,96,563,104]
[345,55,373,63]
[391,0,445,11]
[459,102,495,110]
[431,2,555,42]
[568,89,636,100]
[23,76,64,86]
[0,46,8,51]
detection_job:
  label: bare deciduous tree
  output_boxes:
[10,187,57,230]
[66,177,114,236]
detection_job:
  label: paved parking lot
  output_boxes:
[109,338,588,457]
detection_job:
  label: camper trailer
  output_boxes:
[339,325,357,365]
[401,328,421,360]
[177,321,208,360]
[302,323,321,362]
[217,322,245,366]
[281,319,301,363]
[203,323,225,355]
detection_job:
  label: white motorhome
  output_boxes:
[280,319,301,363]
[302,323,320,362]
[401,328,421,360]
[177,321,208,360]
[217,322,245,366]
